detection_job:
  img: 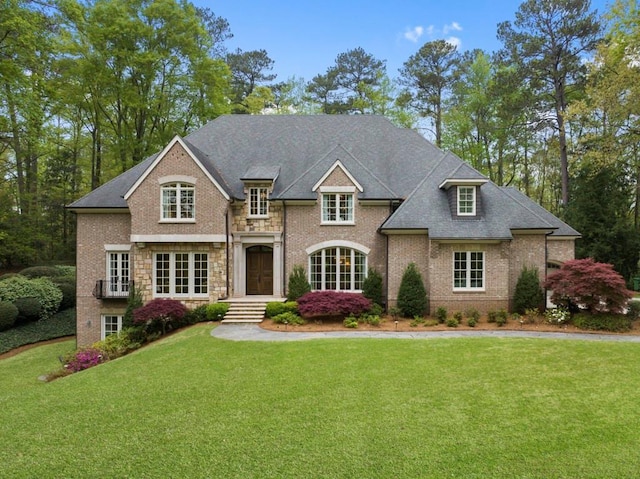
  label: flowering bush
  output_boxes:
[297,291,372,318]
[65,348,104,372]
[544,307,570,325]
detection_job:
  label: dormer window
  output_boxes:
[457,186,476,216]
[161,182,195,221]
[249,187,269,217]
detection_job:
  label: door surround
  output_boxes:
[232,232,283,297]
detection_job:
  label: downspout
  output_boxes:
[223,205,230,300]
[283,201,287,298]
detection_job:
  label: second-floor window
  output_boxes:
[249,187,269,217]
[322,193,354,224]
[162,182,194,221]
[457,186,476,216]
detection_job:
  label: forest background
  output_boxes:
[1,0,639,282]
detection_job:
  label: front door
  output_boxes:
[246,245,273,295]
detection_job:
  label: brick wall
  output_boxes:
[76,213,131,346]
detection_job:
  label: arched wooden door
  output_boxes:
[246,245,273,295]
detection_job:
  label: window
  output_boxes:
[454,251,484,290]
[154,252,208,297]
[457,186,476,216]
[101,315,122,339]
[249,187,269,217]
[161,182,194,221]
[322,193,354,223]
[310,247,366,291]
[107,252,129,297]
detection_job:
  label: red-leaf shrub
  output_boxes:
[297,291,372,318]
[543,258,633,314]
[133,298,187,334]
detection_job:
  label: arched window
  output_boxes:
[309,247,366,291]
[161,182,194,220]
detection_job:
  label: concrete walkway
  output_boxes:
[211,323,640,343]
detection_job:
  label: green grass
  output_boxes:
[2,325,640,478]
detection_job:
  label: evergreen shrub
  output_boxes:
[0,301,19,331]
[265,301,297,318]
[513,266,544,314]
[13,297,42,323]
[362,268,383,306]
[397,263,427,318]
[287,265,311,301]
[573,313,632,332]
[206,302,230,321]
[0,276,62,320]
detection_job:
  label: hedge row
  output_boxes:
[0,308,76,355]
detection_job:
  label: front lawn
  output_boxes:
[1,324,640,478]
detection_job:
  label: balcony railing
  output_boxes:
[94,280,133,299]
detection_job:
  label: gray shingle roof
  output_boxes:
[68,114,579,239]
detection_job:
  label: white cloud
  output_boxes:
[443,22,462,34]
[446,36,462,49]
[404,26,424,43]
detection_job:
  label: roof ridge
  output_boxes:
[498,186,555,228]
[337,145,399,197]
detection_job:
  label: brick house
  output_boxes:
[69,115,579,345]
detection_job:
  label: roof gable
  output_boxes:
[123,136,230,201]
[312,159,363,193]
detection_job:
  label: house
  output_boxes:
[68,115,579,345]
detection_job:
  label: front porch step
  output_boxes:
[221,301,268,324]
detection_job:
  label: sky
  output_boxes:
[195,0,612,82]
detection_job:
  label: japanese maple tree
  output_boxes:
[133,298,187,334]
[543,258,632,314]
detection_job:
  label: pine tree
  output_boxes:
[362,268,383,306]
[513,266,544,314]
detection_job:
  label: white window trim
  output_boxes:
[105,250,130,296]
[453,251,485,291]
[101,314,123,340]
[248,186,270,218]
[308,246,367,292]
[321,192,355,225]
[160,182,196,223]
[153,252,209,298]
[457,186,476,216]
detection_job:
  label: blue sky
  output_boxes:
[197,0,611,82]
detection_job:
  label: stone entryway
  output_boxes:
[246,245,273,295]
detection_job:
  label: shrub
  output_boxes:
[464,308,480,322]
[397,263,427,318]
[53,281,76,310]
[626,301,640,320]
[206,302,230,321]
[297,291,371,318]
[435,306,447,323]
[287,265,311,301]
[360,313,381,326]
[265,301,297,318]
[446,317,459,327]
[362,268,383,306]
[182,304,209,324]
[343,316,358,328]
[133,299,188,334]
[272,311,305,325]
[123,284,143,328]
[467,317,477,327]
[13,297,42,323]
[544,258,632,314]
[544,307,570,325]
[0,276,62,320]
[453,311,463,321]
[64,348,104,372]
[0,308,76,355]
[388,306,401,319]
[573,313,632,332]
[513,266,544,314]
[92,329,141,360]
[524,308,541,324]
[368,303,384,316]
[18,266,63,279]
[0,301,19,331]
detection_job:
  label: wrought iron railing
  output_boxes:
[94,280,133,299]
